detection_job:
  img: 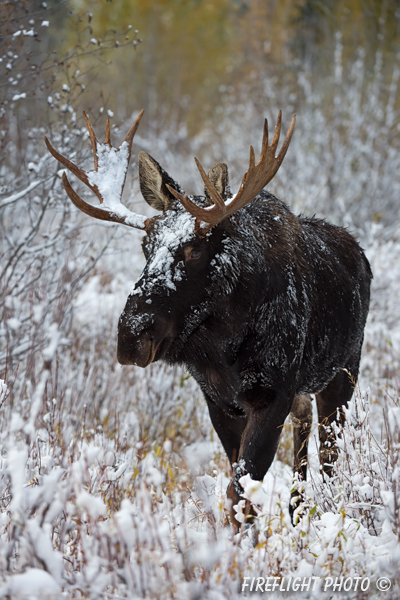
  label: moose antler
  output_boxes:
[166,111,296,230]
[45,110,150,230]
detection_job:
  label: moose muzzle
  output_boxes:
[117,309,172,367]
[117,332,154,367]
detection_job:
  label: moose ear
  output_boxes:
[205,162,231,205]
[138,151,179,211]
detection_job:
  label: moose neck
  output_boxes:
[161,194,303,393]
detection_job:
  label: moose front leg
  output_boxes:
[230,389,293,528]
[290,394,312,521]
[205,395,247,466]
[204,396,249,527]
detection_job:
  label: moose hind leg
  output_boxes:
[290,394,312,519]
[316,363,359,477]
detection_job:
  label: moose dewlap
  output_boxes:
[46,109,372,528]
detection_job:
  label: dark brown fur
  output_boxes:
[118,155,372,527]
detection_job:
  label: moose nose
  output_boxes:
[117,303,157,367]
[117,301,174,367]
[117,331,156,367]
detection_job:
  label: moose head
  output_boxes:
[45,110,295,371]
[46,110,371,529]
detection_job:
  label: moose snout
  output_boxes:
[117,309,172,367]
[117,330,156,368]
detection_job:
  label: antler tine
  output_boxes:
[105,119,111,146]
[194,158,226,212]
[62,172,112,222]
[110,109,144,200]
[165,185,205,219]
[269,109,282,156]
[44,136,99,198]
[275,114,296,168]
[123,109,144,163]
[260,118,269,159]
[83,111,99,170]
[248,146,256,171]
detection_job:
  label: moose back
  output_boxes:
[46,110,372,526]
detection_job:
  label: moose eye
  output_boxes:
[183,246,203,262]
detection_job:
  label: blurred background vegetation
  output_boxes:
[2,0,399,133]
[61,1,400,139]
[64,0,400,132]
[1,0,399,221]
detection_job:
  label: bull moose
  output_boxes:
[45,109,372,527]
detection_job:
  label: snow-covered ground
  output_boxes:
[1,216,400,599]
